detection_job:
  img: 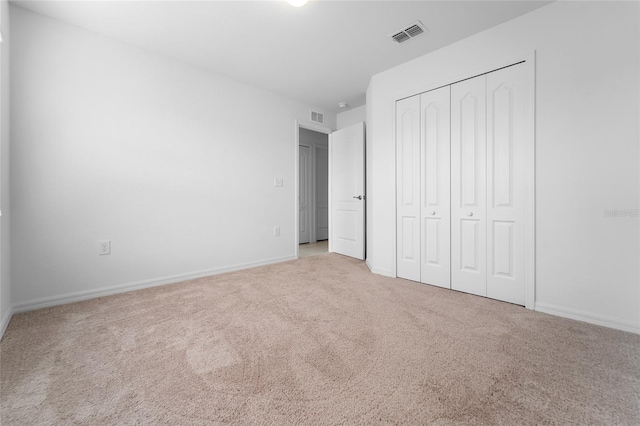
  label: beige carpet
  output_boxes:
[1,254,639,425]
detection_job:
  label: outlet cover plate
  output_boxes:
[99,240,111,255]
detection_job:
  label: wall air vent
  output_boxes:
[390,20,428,44]
[311,110,324,124]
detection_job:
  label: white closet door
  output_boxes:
[486,63,527,305]
[420,86,451,288]
[451,75,487,296]
[299,145,311,244]
[315,144,329,241]
[396,95,421,281]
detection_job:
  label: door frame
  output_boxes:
[294,120,332,259]
[393,52,536,310]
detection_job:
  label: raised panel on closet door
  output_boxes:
[486,63,527,305]
[451,75,487,296]
[420,86,451,288]
[315,144,329,241]
[396,95,421,281]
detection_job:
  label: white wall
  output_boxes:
[367,1,640,332]
[10,7,335,310]
[0,0,10,337]
[336,105,366,130]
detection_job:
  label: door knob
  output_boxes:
[468,212,474,217]
[353,195,364,200]
[431,211,436,215]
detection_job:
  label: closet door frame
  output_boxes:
[393,52,536,310]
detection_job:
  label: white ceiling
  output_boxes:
[12,0,552,114]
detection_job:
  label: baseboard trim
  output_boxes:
[1,306,13,339]
[535,302,640,334]
[365,259,373,273]
[13,255,297,314]
[366,261,395,278]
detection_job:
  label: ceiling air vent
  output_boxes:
[390,20,428,44]
[311,110,324,124]
[391,31,411,44]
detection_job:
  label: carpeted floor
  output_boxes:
[1,254,639,425]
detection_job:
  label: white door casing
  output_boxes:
[330,122,365,260]
[486,63,527,305]
[451,75,488,297]
[420,86,451,288]
[299,144,311,244]
[396,96,421,281]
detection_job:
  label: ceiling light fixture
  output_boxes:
[288,0,308,7]
[338,102,348,109]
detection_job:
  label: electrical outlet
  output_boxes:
[274,227,280,237]
[274,177,283,187]
[99,240,111,255]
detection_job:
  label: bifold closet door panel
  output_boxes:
[451,75,487,297]
[420,86,451,288]
[486,63,527,305]
[299,145,311,244]
[396,95,421,281]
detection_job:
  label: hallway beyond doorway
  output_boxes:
[299,240,328,258]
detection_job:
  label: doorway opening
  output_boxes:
[298,127,329,257]
[295,121,332,259]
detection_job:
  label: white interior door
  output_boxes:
[420,86,451,288]
[486,63,527,305]
[330,122,365,260]
[451,75,487,297]
[299,144,311,244]
[396,95,421,281]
